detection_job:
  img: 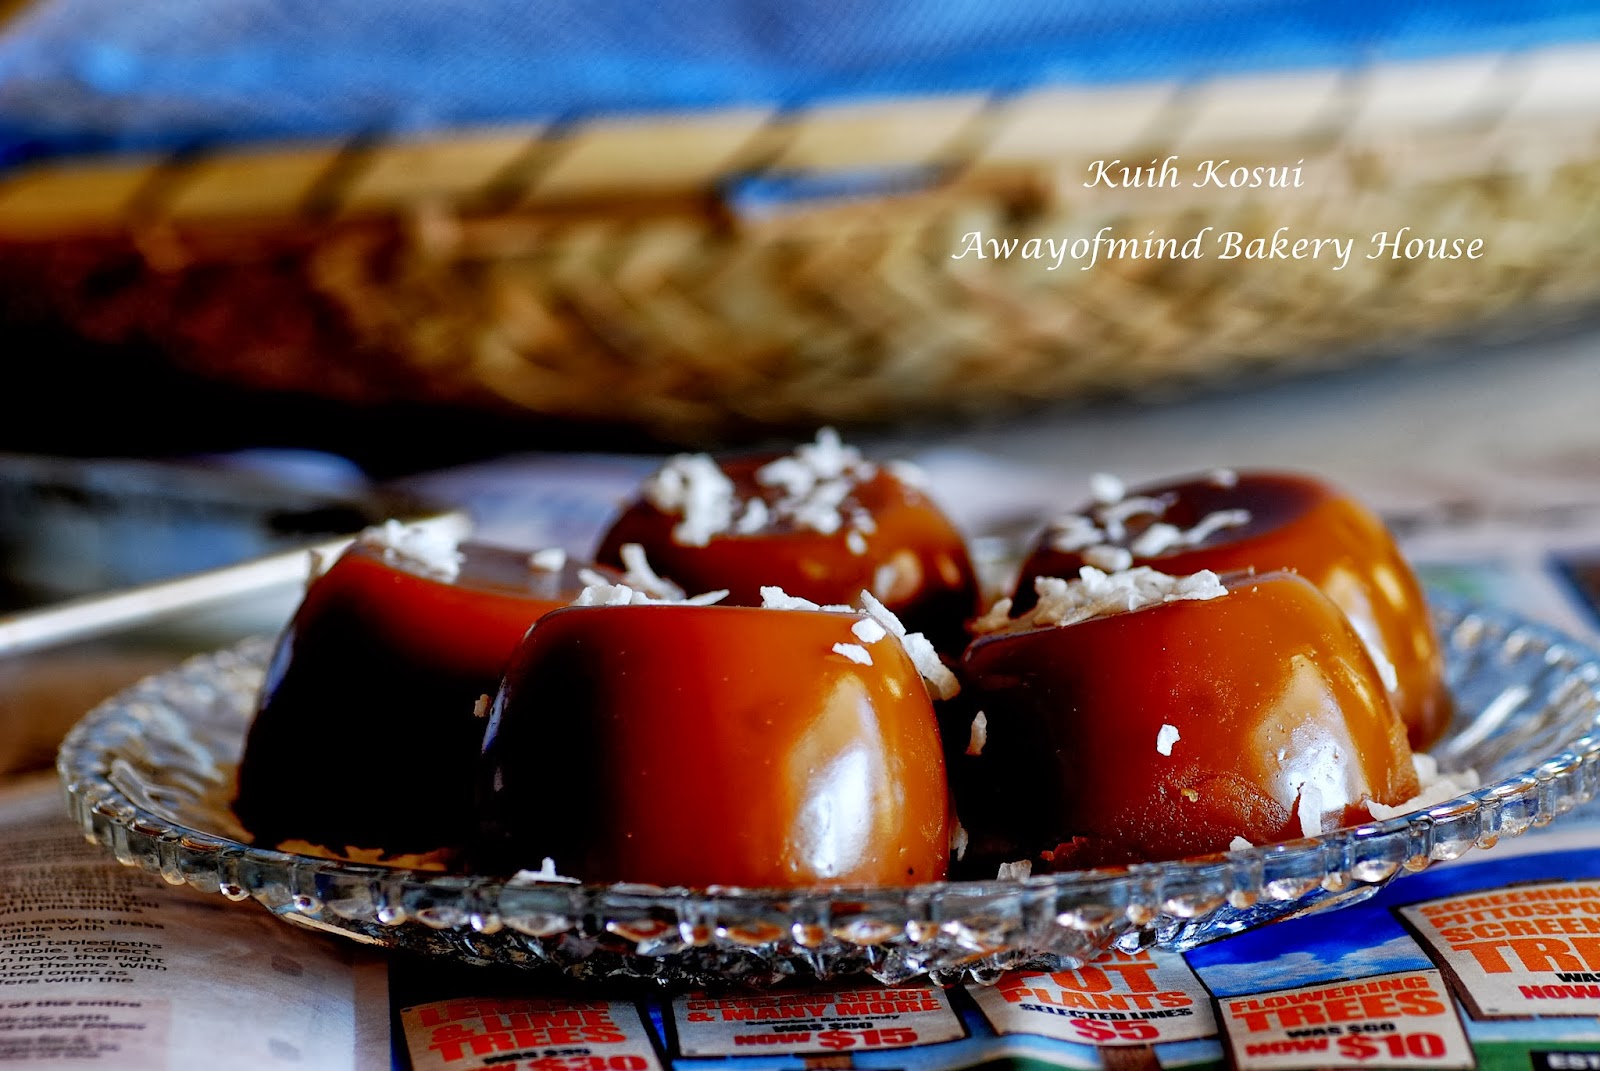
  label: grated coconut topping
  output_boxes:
[858,591,960,700]
[973,566,1228,636]
[509,857,581,885]
[1089,472,1125,505]
[643,429,892,549]
[528,547,567,572]
[1156,723,1180,756]
[1129,510,1251,557]
[760,586,960,700]
[642,453,738,547]
[1365,752,1479,821]
[1046,472,1252,566]
[966,711,988,756]
[570,545,728,607]
[616,543,686,601]
[759,587,852,613]
[1095,495,1169,542]
[1296,784,1326,839]
[1083,544,1133,571]
[360,519,467,581]
[832,642,873,665]
[851,618,887,644]
[996,859,1033,881]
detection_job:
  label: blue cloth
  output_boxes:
[1,0,1598,166]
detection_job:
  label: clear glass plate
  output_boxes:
[56,596,1600,988]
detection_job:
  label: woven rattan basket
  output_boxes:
[2,48,1598,440]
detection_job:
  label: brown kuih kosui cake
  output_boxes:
[475,587,957,888]
[951,567,1420,873]
[596,429,979,655]
[234,524,609,863]
[230,443,1458,888]
[1014,470,1451,750]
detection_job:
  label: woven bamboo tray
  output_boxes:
[2,50,1598,440]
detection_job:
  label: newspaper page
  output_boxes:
[0,777,389,1070]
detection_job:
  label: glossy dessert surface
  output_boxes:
[234,539,600,859]
[477,603,950,888]
[1017,471,1450,749]
[954,570,1419,871]
[597,448,978,652]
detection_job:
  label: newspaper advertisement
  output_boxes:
[398,995,664,1071]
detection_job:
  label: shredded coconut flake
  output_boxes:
[759,586,851,613]
[871,563,899,599]
[509,858,581,885]
[1228,836,1254,851]
[1184,509,1252,546]
[360,519,466,581]
[1049,474,1250,558]
[1096,495,1169,543]
[975,566,1228,636]
[573,581,641,606]
[1124,506,1248,554]
[996,860,1033,881]
[832,642,873,665]
[754,427,878,538]
[951,819,969,861]
[646,429,888,547]
[574,549,725,607]
[1089,472,1125,505]
[1049,514,1103,552]
[759,585,956,699]
[734,497,769,534]
[1296,784,1326,838]
[528,547,567,572]
[617,543,686,600]
[966,711,988,756]
[1156,723,1180,756]
[644,453,738,547]
[1083,544,1133,571]
[571,579,727,607]
[858,590,960,700]
[851,618,887,644]
[1365,754,1480,821]
[971,597,1014,633]
[886,459,930,491]
[1129,522,1184,558]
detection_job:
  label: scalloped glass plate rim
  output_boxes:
[55,591,1600,903]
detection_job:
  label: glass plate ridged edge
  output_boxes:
[56,595,1600,988]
